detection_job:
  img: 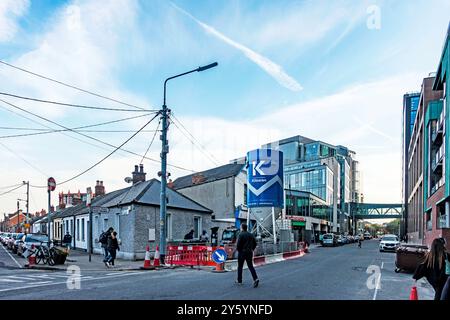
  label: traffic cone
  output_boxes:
[212,262,226,273]
[27,244,36,268]
[140,245,153,270]
[410,286,418,300]
[153,246,160,267]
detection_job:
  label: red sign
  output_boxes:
[286,215,306,222]
[48,177,56,192]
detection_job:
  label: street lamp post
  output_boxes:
[159,62,218,264]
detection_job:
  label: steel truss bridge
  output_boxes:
[347,202,402,220]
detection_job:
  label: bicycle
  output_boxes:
[29,241,56,266]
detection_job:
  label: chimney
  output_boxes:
[95,180,105,197]
[167,179,174,189]
[192,174,206,185]
[132,164,146,185]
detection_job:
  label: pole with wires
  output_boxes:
[159,62,218,265]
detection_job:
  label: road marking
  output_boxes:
[0,279,23,283]
[373,270,382,300]
[1,244,22,268]
[0,270,148,293]
[381,262,384,269]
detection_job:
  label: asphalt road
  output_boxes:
[0,239,434,300]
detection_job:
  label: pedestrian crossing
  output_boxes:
[0,271,140,293]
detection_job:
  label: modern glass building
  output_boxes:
[263,135,360,234]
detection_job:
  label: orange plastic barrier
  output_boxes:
[166,245,219,267]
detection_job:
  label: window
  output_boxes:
[166,213,172,240]
[70,220,73,236]
[103,218,108,231]
[243,184,248,206]
[194,216,201,239]
[76,219,80,241]
[81,218,85,241]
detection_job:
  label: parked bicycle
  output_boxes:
[27,241,56,266]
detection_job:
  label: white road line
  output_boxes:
[373,272,382,300]
[0,271,148,293]
[0,279,23,283]
[1,244,22,268]
[381,262,384,269]
[7,276,38,281]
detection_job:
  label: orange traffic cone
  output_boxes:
[153,246,160,267]
[140,245,153,270]
[212,262,226,273]
[410,286,418,300]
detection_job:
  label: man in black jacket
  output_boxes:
[236,223,259,288]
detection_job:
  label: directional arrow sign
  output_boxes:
[212,248,227,264]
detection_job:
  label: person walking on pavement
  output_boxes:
[100,227,113,265]
[439,239,450,300]
[358,236,362,248]
[413,237,448,300]
[106,231,120,267]
[235,223,259,288]
[63,232,72,249]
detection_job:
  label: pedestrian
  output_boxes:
[63,232,72,249]
[106,231,120,267]
[413,238,448,300]
[439,239,450,300]
[200,230,209,242]
[184,229,194,240]
[100,227,113,265]
[235,223,259,288]
[358,236,362,248]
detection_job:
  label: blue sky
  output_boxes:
[0,0,449,214]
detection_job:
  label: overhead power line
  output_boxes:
[140,120,161,164]
[0,184,24,197]
[0,183,23,190]
[0,141,49,177]
[0,59,148,111]
[0,113,154,139]
[0,127,159,133]
[48,113,160,187]
[0,92,157,112]
[0,99,195,174]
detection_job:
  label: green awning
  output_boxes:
[292,221,306,227]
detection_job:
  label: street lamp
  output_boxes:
[159,62,218,264]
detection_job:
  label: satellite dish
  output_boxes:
[124,177,133,183]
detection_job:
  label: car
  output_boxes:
[6,233,19,250]
[337,235,348,245]
[364,233,372,240]
[346,235,355,243]
[8,233,24,252]
[12,233,25,254]
[1,232,13,246]
[379,234,400,252]
[322,233,339,247]
[17,233,50,257]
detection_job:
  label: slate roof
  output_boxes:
[172,163,245,190]
[102,179,212,213]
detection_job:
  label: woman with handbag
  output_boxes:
[413,238,448,300]
[439,242,450,300]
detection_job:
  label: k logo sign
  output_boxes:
[250,149,281,176]
[247,149,284,208]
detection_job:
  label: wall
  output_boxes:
[176,178,235,221]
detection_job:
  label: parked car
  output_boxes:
[322,233,338,247]
[364,232,372,240]
[379,234,400,252]
[17,233,49,257]
[0,232,11,245]
[12,233,25,254]
[337,235,348,245]
[347,235,355,243]
[8,233,24,252]
[6,233,19,250]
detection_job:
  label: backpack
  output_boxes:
[99,232,107,244]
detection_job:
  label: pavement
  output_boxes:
[0,239,435,300]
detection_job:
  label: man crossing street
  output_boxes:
[235,223,259,288]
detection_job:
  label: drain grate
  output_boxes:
[352,266,365,271]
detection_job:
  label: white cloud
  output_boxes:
[171,3,303,92]
[0,0,29,42]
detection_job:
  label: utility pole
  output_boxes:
[25,181,29,231]
[159,62,218,265]
[16,200,19,232]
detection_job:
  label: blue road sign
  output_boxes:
[212,248,227,264]
[247,149,284,208]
